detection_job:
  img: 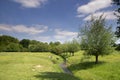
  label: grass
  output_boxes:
[67,51,120,80]
[0,51,120,80]
[0,52,77,80]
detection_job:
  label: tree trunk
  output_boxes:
[95,55,98,64]
[72,52,74,56]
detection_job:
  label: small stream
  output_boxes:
[60,62,73,75]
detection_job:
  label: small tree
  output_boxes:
[66,39,80,56]
[78,15,113,64]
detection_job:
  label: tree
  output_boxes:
[50,45,63,55]
[0,35,19,52]
[5,43,21,52]
[29,42,50,52]
[78,15,113,64]
[112,0,120,37]
[65,39,80,56]
[20,39,30,48]
[112,0,120,50]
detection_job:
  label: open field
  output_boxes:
[0,51,120,80]
[0,52,79,80]
[67,51,120,80]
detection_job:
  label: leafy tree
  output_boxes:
[29,42,50,52]
[78,15,113,64]
[30,40,40,45]
[49,41,61,47]
[50,45,63,55]
[20,39,30,48]
[112,0,120,37]
[0,35,19,52]
[112,0,120,50]
[0,35,19,45]
[5,43,21,52]
[65,39,80,56]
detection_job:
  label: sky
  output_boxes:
[0,0,118,43]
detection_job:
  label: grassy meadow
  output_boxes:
[0,51,120,80]
[67,51,120,80]
[0,52,79,80]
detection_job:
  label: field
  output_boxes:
[0,51,120,80]
[0,52,79,80]
[67,51,120,80]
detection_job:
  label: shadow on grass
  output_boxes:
[68,61,106,71]
[34,72,81,80]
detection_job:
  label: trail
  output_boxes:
[60,62,73,75]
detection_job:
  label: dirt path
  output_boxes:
[60,62,73,75]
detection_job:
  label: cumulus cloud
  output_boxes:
[0,24,48,35]
[77,0,112,14]
[13,0,47,8]
[84,11,117,21]
[0,24,12,31]
[54,29,77,40]
[55,29,77,36]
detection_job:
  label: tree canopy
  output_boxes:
[78,15,113,64]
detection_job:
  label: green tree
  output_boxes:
[20,39,30,48]
[78,16,113,64]
[112,0,120,37]
[5,43,21,52]
[50,45,63,55]
[0,35,19,52]
[65,39,80,56]
[29,42,50,52]
[112,0,120,50]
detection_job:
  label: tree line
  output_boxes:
[0,35,80,54]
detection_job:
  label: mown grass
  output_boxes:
[67,51,120,80]
[0,52,79,80]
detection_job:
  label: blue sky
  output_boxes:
[0,0,118,43]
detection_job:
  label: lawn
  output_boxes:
[0,52,79,80]
[67,51,120,80]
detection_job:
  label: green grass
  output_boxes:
[0,51,120,80]
[67,51,120,80]
[0,52,80,80]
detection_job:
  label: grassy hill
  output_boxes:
[67,51,120,80]
[0,52,79,80]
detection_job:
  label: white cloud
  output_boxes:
[32,36,50,42]
[0,24,12,31]
[76,14,85,18]
[55,29,77,37]
[77,0,112,14]
[54,29,77,40]
[84,11,117,21]
[13,0,47,8]
[0,24,48,35]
